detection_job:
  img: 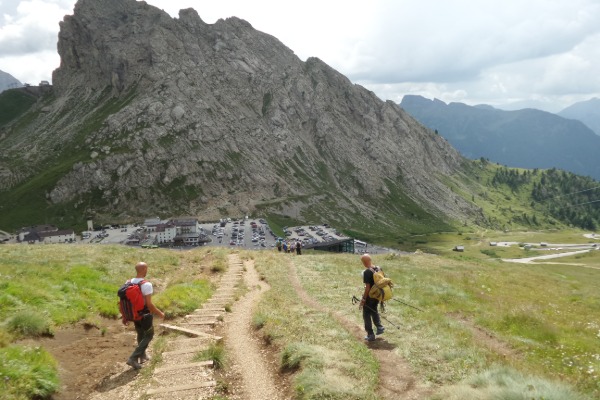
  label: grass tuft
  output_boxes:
[6,310,53,338]
[0,345,60,399]
[193,343,225,369]
[281,342,320,371]
[433,366,589,400]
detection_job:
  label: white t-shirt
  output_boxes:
[130,278,153,296]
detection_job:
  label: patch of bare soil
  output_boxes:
[19,319,136,400]
[287,258,433,400]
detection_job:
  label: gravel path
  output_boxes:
[223,256,286,400]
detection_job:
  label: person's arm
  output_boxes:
[360,283,371,309]
[360,270,372,309]
[145,294,165,318]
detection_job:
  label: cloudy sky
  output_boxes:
[1,0,599,112]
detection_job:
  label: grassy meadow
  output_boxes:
[249,245,599,399]
[0,244,223,399]
[0,238,599,399]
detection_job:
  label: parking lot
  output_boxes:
[82,219,353,251]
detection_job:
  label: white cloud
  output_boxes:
[1,0,600,112]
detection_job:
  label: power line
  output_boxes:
[544,185,600,200]
[572,199,600,207]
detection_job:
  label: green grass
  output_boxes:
[0,245,225,399]
[0,89,37,127]
[433,366,589,400]
[154,280,212,317]
[0,345,60,400]
[248,248,599,399]
[6,310,53,338]
[193,343,225,369]
[249,251,379,400]
[1,242,597,399]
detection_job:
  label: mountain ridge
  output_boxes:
[400,95,600,180]
[0,70,21,92]
[558,97,600,136]
[0,0,481,234]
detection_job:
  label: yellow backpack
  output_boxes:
[368,267,393,302]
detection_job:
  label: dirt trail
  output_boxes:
[288,258,432,400]
[30,251,432,400]
[222,257,287,400]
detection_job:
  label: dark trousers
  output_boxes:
[362,298,383,335]
[130,314,153,360]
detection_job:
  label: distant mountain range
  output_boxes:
[0,70,21,92]
[400,95,600,180]
[558,97,600,136]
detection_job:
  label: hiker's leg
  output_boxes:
[130,314,154,360]
[134,321,144,345]
[362,306,374,335]
[363,298,378,335]
[371,300,383,329]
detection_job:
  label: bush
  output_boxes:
[210,259,226,273]
[480,249,499,258]
[6,311,53,338]
[0,345,60,399]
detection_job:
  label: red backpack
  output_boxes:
[118,279,148,321]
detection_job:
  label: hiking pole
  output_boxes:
[391,298,424,312]
[352,296,401,330]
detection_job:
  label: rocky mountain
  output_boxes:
[0,0,482,234]
[558,98,600,136]
[400,95,600,180]
[0,70,21,92]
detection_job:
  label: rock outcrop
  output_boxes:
[0,0,482,230]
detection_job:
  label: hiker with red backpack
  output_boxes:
[119,261,165,370]
[358,254,385,342]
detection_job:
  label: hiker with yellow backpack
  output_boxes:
[358,254,392,342]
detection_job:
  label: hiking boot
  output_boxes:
[376,327,385,335]
[126,357,142,370]
[364,334,376,342]
[139,353,150,364]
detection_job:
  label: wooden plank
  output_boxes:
[154,361,213,374]
[184,320,216,326]
[162,347,207,356]
[185,314,218,319]
[190,312,221,318]
[159,324,222,341]
[146,380,216,395]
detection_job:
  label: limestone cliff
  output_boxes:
[0,0,482,231]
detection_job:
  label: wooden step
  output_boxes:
[160,324,222,341]
[162,347,207,357]
[199,305,225,310]
[183,320,216,326]
[189,312,221,318]
[146,380,216,395]
[205,300,231,305]
[154,360,213,374]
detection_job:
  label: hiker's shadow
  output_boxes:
[95,369,139,392]
[368,339,397,350]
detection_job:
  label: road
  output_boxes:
[502,249,593,264]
